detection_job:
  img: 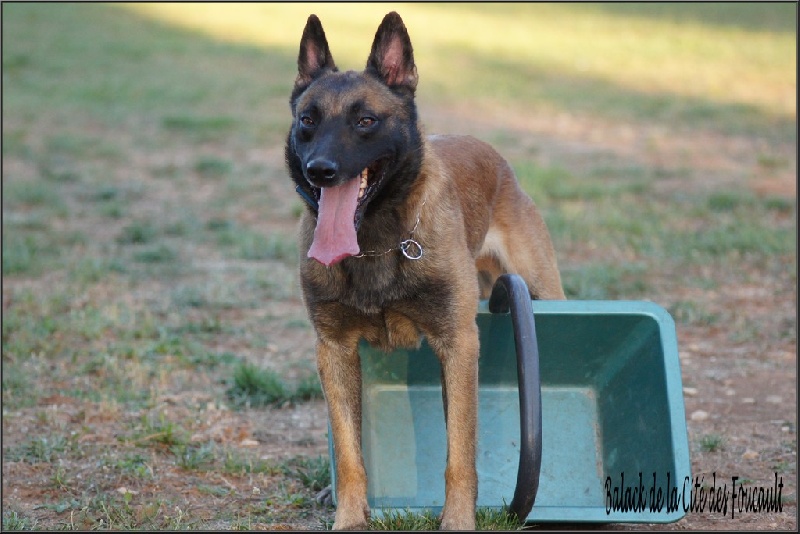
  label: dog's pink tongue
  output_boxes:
[308,178,361,266]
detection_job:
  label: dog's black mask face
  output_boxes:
[285,12,423,258]
[291,73,399,208]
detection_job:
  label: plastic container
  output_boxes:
[328,275,690,524]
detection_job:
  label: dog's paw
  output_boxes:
[332,496,370,530]
[439,516,476,531]
[315,485,333,507]
[332,514,369,531]
[439,501,476,531]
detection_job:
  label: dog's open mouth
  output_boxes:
[355,159,387,228]
[307,159,387,266]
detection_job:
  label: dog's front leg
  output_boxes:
[431,322,479,530]
[317,338,370,530]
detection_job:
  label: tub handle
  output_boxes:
[488,274,542,522]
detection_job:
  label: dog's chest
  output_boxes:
[303,253,425,310]
[336,257,414,313]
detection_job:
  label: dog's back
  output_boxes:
[423,134,566,299]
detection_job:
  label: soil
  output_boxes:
[2,100,796,531]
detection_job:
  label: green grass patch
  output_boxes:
[211,222,298,262]
[131,413,189,449]
[79,493,167,530]
[672,221,793,259]
[194,156,233,178]
[2,233,59,276]
[6,435,71,464]
[2,510,38,531]
[133,244,179,264]
[369,509,441,530]
[699,434,726,453]
[172,442,215,470]
[4,180,66,209]
[707,191,756,212]
[366,506,522,530]
[227,363,288,407]
[1,363,35,409]
[669,301,720,327]
[562,262,648,300]
[240,233,297,261]
[162,115,238,142]
[222,450,277,476]
[281,456,331,493]
[113,452,154,479]
[1,290,71,361]
[515,162,651,202]
[227,363,322,408]
[68,256,127,284]
[292,374,324,402]
[116,221,159,245]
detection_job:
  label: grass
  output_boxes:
[172,442,216,470]
[124,3,795,126]
[211,222,298,262]
[2,511,37,531]
[281,456,331,493]
[6,435,71,464]
[113,453,154,479]
[700,434,727,453]
[227,362,323,408]
[194,156,234,178]
[1,2,795,531]
[367,507,523,530]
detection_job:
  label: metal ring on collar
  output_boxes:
[400,239,423,260]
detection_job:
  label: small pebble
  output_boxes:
[683,387,698,396]
[741,450,759,460]
[766,395,782,404]
[240,438,259,447]
[742,397,755,404]
[690,410,709,422]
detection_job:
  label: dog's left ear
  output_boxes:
[365,12,418,95]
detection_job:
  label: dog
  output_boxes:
[285,12,565,530]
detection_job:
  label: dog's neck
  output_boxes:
[353,197,426,260]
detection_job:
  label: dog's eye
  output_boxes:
[357,116,377,128]
[300,115,315,127]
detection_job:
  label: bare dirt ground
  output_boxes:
[3,98,796,530]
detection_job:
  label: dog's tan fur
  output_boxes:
[288,13,564,530]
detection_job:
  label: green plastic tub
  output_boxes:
[328,276,690,524]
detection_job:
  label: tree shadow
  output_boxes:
[586,2,796,34]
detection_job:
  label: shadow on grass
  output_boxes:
[587,2,797,34]
[2,2,792,143]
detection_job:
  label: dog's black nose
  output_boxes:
[306,159,338,183]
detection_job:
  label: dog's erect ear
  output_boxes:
[365,12,418,94]
[295,14,336,89]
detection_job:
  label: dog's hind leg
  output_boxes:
[480,192,566,300]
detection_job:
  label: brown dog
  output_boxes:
[285,12,565,530]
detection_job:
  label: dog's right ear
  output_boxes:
[295,15,337,90]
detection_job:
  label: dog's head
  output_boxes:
[285,12,423,266]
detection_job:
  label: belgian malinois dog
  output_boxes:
[286,12,565,530]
